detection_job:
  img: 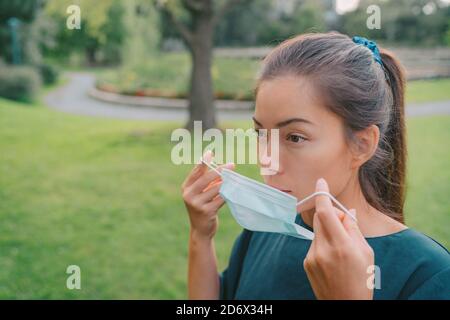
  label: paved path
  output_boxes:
[45,73,252,121]
[406,100,450,117]
[45,72,450,121]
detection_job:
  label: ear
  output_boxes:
[349,125,380,169]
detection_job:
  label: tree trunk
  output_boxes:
[186,12,216,131]
[158,0,246,131]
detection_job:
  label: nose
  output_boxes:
[258,129,282,175]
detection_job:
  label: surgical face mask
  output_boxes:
[202,160,356,240]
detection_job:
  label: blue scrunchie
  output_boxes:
[352,36,383,66]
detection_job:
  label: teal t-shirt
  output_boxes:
[219,215,450,300]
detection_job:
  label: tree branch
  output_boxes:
[155,0,193,47]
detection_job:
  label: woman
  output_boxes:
[181,32,450,299]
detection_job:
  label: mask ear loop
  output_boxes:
[200,158,223,177]
[296,191,357,221]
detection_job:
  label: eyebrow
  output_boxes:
[252,116,314,128]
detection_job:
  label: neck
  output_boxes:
[300,175,406,237]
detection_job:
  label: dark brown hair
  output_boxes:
[257,32,406,223]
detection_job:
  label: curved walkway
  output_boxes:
[45,72,253,121]
[45,72,450,121]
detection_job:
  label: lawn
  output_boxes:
[97,52,450,104]
[0,98,449,299]
[406,78,450,104]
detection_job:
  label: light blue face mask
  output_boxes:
[202,160,356,240]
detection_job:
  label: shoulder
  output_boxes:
[401,229,449,280]
[369,228,449,264]
[368,228,450,299]
[393,228,448,263]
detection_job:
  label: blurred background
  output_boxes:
[0,0,449,298]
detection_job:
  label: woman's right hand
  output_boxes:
[182,151,235,240]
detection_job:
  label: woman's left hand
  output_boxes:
[303,178,375,300]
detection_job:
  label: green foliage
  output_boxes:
[158,0,326,47]
[37,63,59,85]
[446,19,450,46]
[0,0,42,23]
[121,1,161,64]
[338,0,450,46]
[0,65,41,102]
[214,0,273,47]
[0,0,44,64]
[257,1,326,45]
[98,0,127,64]
[45,0,127,65]
[44,0,158,66]
[160,0,449,48]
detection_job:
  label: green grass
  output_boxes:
[404,116,450,243]
[406,78,450,104]
[0,98,448,298]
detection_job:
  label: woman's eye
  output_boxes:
[287,133,306,143]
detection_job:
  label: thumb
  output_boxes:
[342,209,364,240]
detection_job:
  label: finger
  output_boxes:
[204,176,222,192]
[197,182,222,203]
[190,162,234,194]
[314,178,333,213]
[341,209,365,241]
[314,178,348,242]
[312,208,325,242]
[335,208,345,222]
[182,150,213,189]
[304,243,316,271]
[204,195,225,212]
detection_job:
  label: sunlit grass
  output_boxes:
[406,78,450,104]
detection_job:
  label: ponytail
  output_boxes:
[379,49,407,222]
[358,49,407,223]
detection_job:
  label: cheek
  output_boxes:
[285,135,352,203]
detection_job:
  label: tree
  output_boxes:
[0,0,43,64]
[338,0,450,46]
[155,0,248,131]
[45,0,127,65]
[214,0,272,47]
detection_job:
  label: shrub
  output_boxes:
[0,65,41,102]
[37,63,59,85]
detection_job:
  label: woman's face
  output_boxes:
[254,75,355,212]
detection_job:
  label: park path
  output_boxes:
[44,72,252,121]
[44,72,450,121]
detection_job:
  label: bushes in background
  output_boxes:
[37,63,59,85]
[0,64,41,102]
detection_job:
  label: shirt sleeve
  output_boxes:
[407,266,450,300]
[219,229,252,300]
